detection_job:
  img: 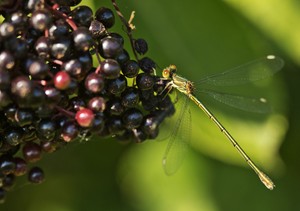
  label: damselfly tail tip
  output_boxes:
[258,171,275,190]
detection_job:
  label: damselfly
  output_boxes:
[161,55,284,190]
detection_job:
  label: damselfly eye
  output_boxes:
[169,64,177,73]
[162,68,170,78]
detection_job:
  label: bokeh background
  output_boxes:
[2,0,300,210]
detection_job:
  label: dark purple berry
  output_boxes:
[13,157,28,176]
[71,6,93,27]
[2,174,15,191]
[99,36,123,58]
[61,121,79,142]
[34,36,50,58]
[22,142,42,163]
[28,166,44,184]
[134,38,148,55]
[0,22,14,37]
[121,87,140,108]
[0,156,16,175]
[0,51,15,70]
[122,60,140,78]
[15,109,34,127]
[36,119,57,141]
[136,73,154,90]
[115,49,130,66]
[4,127,24,146]
[49,19,70,39]
[73,27,93,51]
[70,97,86,111]
[27,59,49,79]
[100,59,120,79]
[88,97,106,112]
[106,98,124,116]
[84,72,104,93]
[107,116,124,135]
[106,74,127,95]
[122,108,143,129]
[51,37,72,60]
[95,7,115,28]
[30,9,52,31]
[138,57,156,74]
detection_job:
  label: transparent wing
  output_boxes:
[198,55,284,86]
[199,89,271,113]
[162,94,191,175]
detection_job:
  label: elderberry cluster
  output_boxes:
[0,0,175,203]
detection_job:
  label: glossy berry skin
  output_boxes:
[141,114,160,139]
[100,59,120,79]
[0,22,15,38]
[106,98,124,116]
[107,116,124,135]
[90,114,105,133]
[121,88,140,108]
[8,11,28,32]
[71,6,93,27]
[0,51,15,71]
[22,142,42,163]
[51,37,72,60]
[122,60,140,78]
[122,108,143,130]
[61,121,79,142]
[70,97,86,111]
[28,166,44,184]
[0,156,16,175]
[15,109,34,127]
[48,19,70,39]
[54,71,71,90]
[40,141,57,153]
[27,59,49,79]
[30,9,52,31]
[84,72,104,93]
[62,59,87,81]
[88,97,106,112]
[4,127,24,146]
[99,36,123,59]
[95,7,115,28]
[75,108,94,127]
[115,50,130,66]
[34,36,50,58]
[44,86,62,104]
[106,74,127,95]
[36,119,57,141]
[0,0,177,201]
[73,27,93,52]
[13,157,27,176]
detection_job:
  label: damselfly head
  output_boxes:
[162,65,177,79]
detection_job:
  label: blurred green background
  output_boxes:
[2,0,300,210]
